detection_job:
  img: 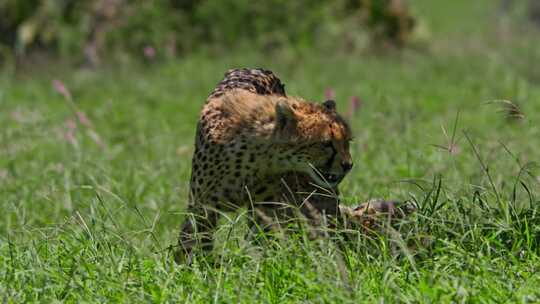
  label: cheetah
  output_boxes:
[175,68,354,263]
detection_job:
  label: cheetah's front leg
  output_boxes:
[175,203,220,264]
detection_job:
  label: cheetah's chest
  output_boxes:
[189,136,279,204]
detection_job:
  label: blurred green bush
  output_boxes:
[0,0,416,65]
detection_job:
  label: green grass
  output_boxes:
[2,2,540,302]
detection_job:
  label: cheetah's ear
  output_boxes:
[274,99,297,135]
[322,99,336,111]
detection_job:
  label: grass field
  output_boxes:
[2,1,540,302]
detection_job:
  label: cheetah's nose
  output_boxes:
[341,161,353,172]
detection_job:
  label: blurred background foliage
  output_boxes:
[0,0,418,66]
[1,0,539,67]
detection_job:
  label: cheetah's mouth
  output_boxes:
[308,166,344,187]
[321,172,342,184]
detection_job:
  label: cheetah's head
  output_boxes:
[273,98,353,188]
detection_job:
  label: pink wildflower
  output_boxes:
[324,87,335,100]
[52,79,72,100]
[65,118,77,130]
[76,111,92,127]
[350,96,362,114]
[143,46,156,60]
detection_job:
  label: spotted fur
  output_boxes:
[176,68,353,263]
[208,68,286,99]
